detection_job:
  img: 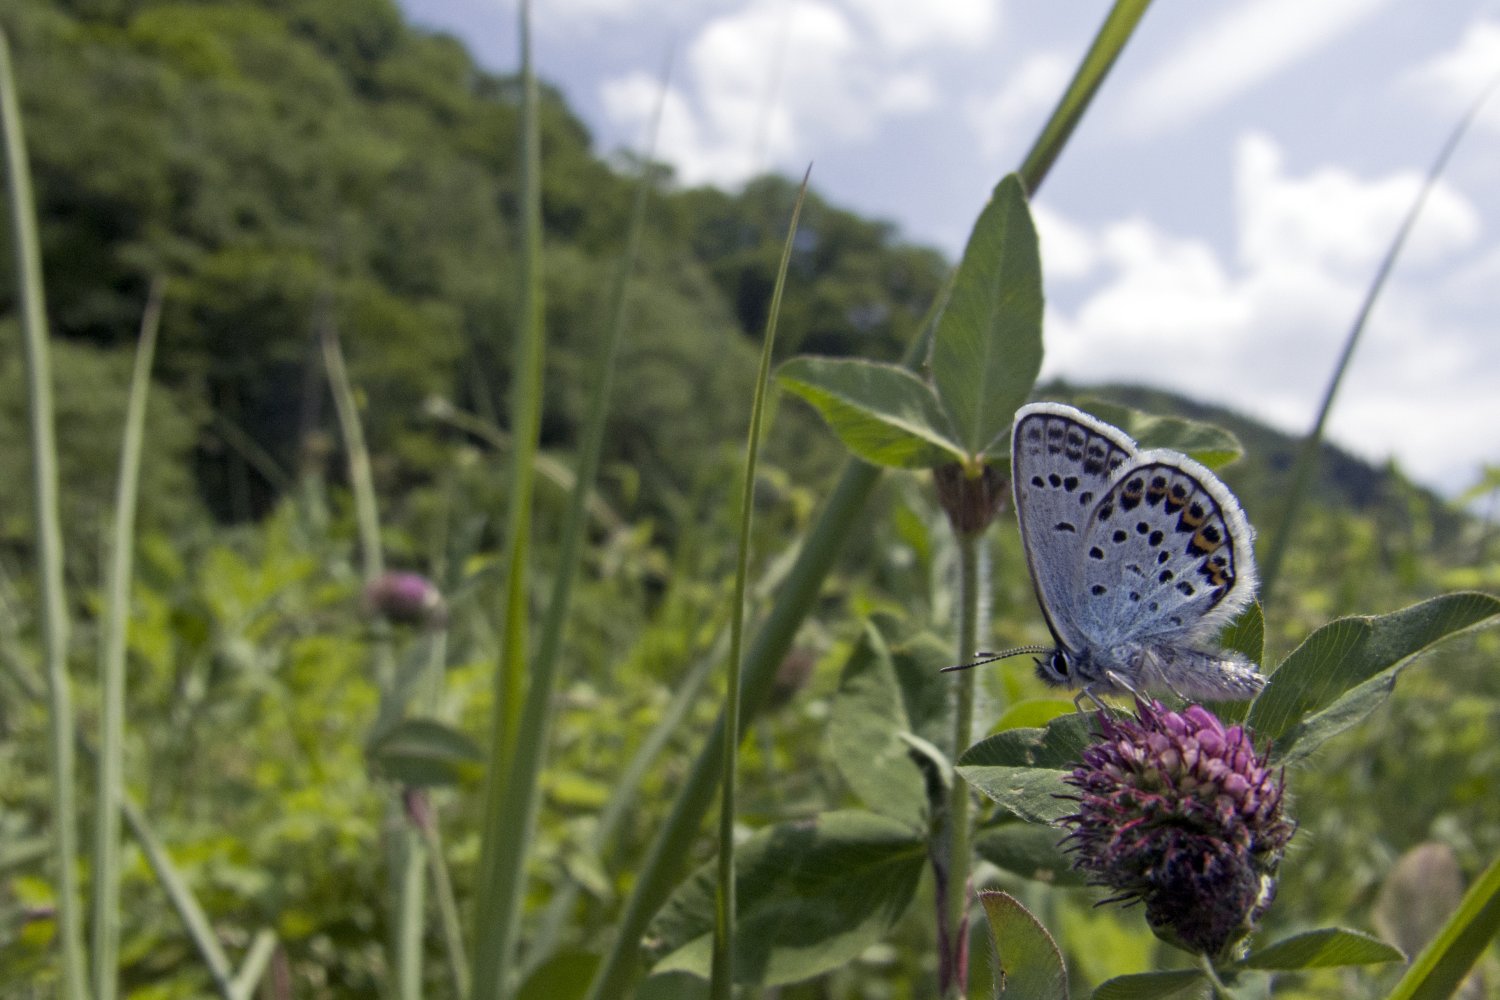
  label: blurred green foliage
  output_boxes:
[1,0,1497,997]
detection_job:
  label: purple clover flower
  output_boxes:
[1059,699,1294,961]
[364,571,447,628]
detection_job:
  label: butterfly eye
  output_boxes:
[1049,650,1071,678]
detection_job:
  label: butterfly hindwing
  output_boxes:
[1077,457,1257,646]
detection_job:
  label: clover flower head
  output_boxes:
[364,571,447,628]
[1059,698,1294,961]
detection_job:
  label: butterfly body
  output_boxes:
[1011,402,1264,701]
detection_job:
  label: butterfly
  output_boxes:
[969,402,1264,703]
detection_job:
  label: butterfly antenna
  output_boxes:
[940,645,1051,673]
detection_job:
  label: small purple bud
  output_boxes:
[364,571,447,628]
[1059,699,1295,962]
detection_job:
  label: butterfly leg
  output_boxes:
[1073,686,1112,714]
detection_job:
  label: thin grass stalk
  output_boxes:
[471,48,664,999]
[0,28,88,1000]
[939,530,981,997]
[470,0,546,994]
[419,809,470,998]
[582,5,1153,991]
[319,318,384,581]
[228,929,280,1000]
[91,278,165,1000]
[119,795,238,995]
[524,630,725,975]
[711,171,810,997]
[1258,73,1500,604]
[322,317,429,999]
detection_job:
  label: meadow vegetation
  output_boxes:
[1,1,1497,997]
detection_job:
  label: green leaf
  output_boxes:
[1386,854,1500,1000]
[976,891,1068,1000]
[368,717,483,788]
[958,713,1096,822]
[1237,927,1402,970]
[644,811,926,987]
[990,699,1077,734]
[826,623,930,829]
[1091,969,1206,999]
[929,174,1043,457]
[1248,593,1500,759]
[778,357,962,468]
[973,824,1083,886]
[1076,400,1243,469]
[956,768,1076,824]
[517,950,601,1000]
[1220,602,1264,668]
[960,711,1098,769]
[635,972,709,1000]
[887,630,958,749]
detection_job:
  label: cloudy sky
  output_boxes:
[400,0,1500,496]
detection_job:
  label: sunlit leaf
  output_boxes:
[1077,400,1243,469]
[1236,927,1402,970]
[929,174,1043,458]
[1091,969,1206,999]
[977,891,1068,999]
[1248,593,1500,759]
[778,357,962,468]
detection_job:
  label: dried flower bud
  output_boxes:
[1059,699,1294,961]
[364,571,447,629]
[767,648,816,711]
[933,462,1008,535]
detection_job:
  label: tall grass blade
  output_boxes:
[583,5,1157,992]
[1258,74,1500,603]
[1016,0,1153,192]
[1385,854,1500,1000]
[471,0,546,994]
[320,315,385,581]
[472,46,666,1000]
[91,278,165,1000]
[712,168,810,997]
[119,795,238,994]
[323,315,427,999]
[0,27,88,1000]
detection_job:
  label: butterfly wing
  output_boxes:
[1011,403,1138,650]
[1076,453,1258,648]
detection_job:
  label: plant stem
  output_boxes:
[0,28,88,1000]
[92,278,164,1000]
[941,529,982,997]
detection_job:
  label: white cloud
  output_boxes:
[1033,201,1099,282]
[1236,131,1480,274]
[1041,132,1492,492]
[851,0,996,54]
[1402,18,1500,129]
[1116,0,1395,138]
[966,53,1071,162]
[598,0,988,187]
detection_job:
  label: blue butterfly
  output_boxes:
[985,402,1264,702]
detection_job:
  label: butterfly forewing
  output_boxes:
[1011,403,1137,648]
[1077,457,1257,646]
